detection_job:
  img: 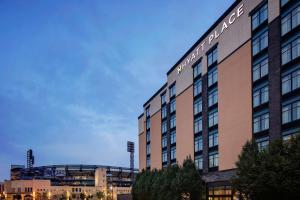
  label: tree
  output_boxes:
[95,191,105,199]
[133,157,204,200]
[232,135,300,200]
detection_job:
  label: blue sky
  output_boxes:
[0,0,233,180]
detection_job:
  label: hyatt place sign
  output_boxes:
[177,4,244,74]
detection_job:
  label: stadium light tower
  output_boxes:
[127,141,134,179]
[27,149,34,169]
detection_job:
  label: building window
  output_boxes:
[162,135,167,148]
[253,30,268,56]
[162,106,167,119]
[282,130,299,141]
[170,115,176,129]
[146,144,151,155]
[170,84,176,98]
[162,121,167,133]
[146,107,150,118]
[208,48,218,67]
[282,100,300,124]
[195,136,203,152]
[194,117,203,133]
[146,131,150,143]
[253,112,269,133]
[281,0,289,7]
[171,131,176,144]
[208,89,218,107]
[282,68,300,94]
[170,99,176,113]
[208,67,218,87]
[281,5,300,36]
[194,98,202,115]
[161,93,166,105]
[209,152,219,168]
[146,157,151,168]
[162,150,167,163]
[194,62,202,78]
[209,110,218,127]
[171,147,176,160]
[256,136,269,152]
[195,155,203,170]
[282,37,300,65]
[252,4,268,30]
[194,79,202,96]
[146,119,150,130]
[253,85,269,107]
[253,57,268,82]
[209,131,218,148]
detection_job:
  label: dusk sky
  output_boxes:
[0,0,233,180]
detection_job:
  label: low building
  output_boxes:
[3,165,137,200]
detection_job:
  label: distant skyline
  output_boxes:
[0,0,234,180]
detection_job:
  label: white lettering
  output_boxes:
[209,34,214,44]
[221,21,228,33]
[229,13,236,24]
[237,4,244,17]
[201,41,206,51]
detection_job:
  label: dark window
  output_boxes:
[209,110,218,127]
[208,89,218,107]
[146,144,151,155]
[281,0,289,7]
[252,4,268,30]
[209,131,218,148]
[194,98,202,115]
[253,30,268,56]
[253,85,269,107]
[256,136,269,151]
[162,135,167,148]
[161,93,166,105]
[208,67,218,87]
[162,121,167,133]
[146,131,150,143]
[170,115,176,129]
[209,152,219,168]
[282,37,300,65]
[208,48,218,67]
[253,57,268,81]
[194,79,202,96]
[170,84,176,97]
[282,68,300,94]
[282,5,300,35]
[146,157,151,168]
[162,106,167,119]
[253,112,269,133]
[195,155,203,170]
[170,99,176,113]
[146,119,150,130]
[194,62,202,78]
[194,117,203,133]
[146,107,150,117]
[282,100,300,124]
[195,136,203,152]
[171,131,176,144]
[162,150,167,163]
[171,147,176,160]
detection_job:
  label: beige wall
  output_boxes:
[150,111,162,170]
[139,131,146,171]
[218,41,252,171]
[143,85,168,118]
[176,86,194,165]
[269,0,280,23]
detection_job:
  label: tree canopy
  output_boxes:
[132,157,204,200]
[232,135,300,200]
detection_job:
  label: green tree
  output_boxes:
[232,135,300,200]
[95,191,104,199]
[133,157,204,200]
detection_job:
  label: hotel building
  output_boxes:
[138,0,300,199]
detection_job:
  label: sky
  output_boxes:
[0,0,234,180]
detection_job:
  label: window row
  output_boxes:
[282,37,300,65]
[146,107,150,117]
[209,152,219,168]
[253,30,268,56]
[170,84,176,98]
[162,151,167,163]
[146,131,150,143]
[162,136,167,148]
[282,100,300,124]
[162,106,167,119]
[208,48,218,67]
[194,98,202,115]
[146,144,151,155]
[146,157,151,168]
[282,68,300,94]
[209,131,218,148]
[256,136,269,152]
[171,131,176,144]
[208,68,218,87]
[194,117,203,133]
[253,85,269,107]
[194,79,202,96]
[208,89,218,107]
[253,112,269,133]
[195,155,203,170]
[146,119,150,130]
[253,57,268,82]
[252,4,268,30]
[209,110,218,128]
[170,99,176,113]
[171,147,176,160]
[195,136,203,152]
[170,115,176,129]
[281,5,300,36]
[161,93,166,105]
